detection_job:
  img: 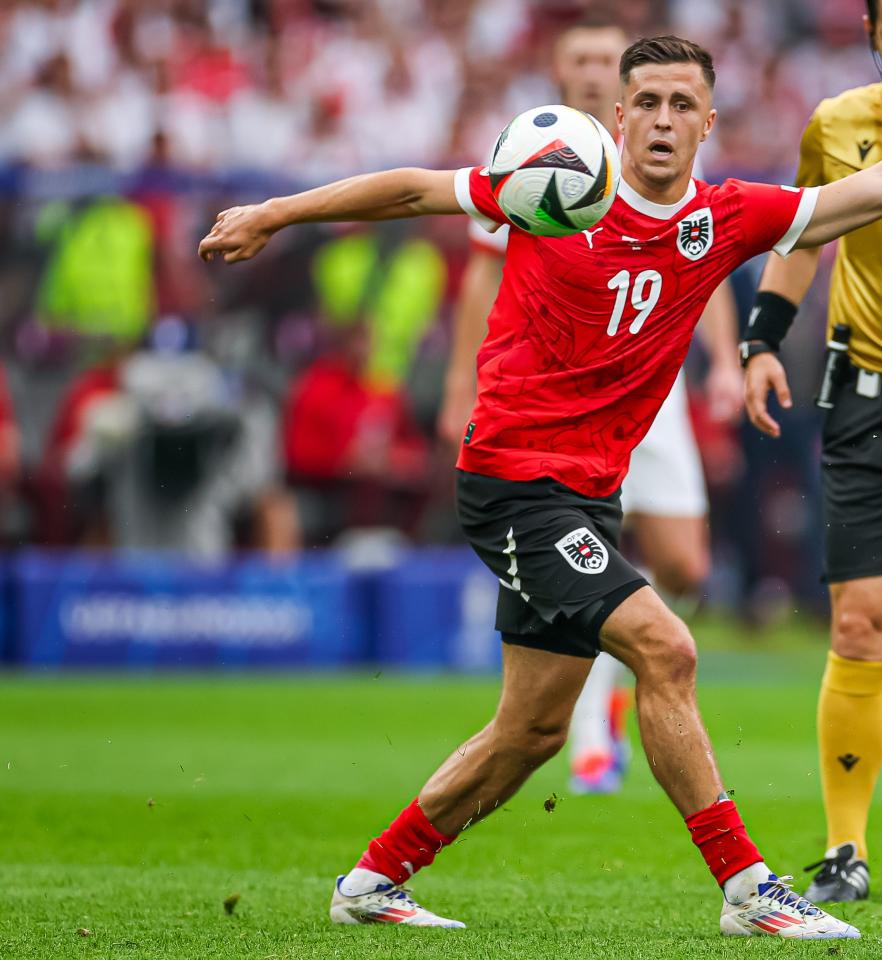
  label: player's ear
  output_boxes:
[700,108,717,142]
[615,101,625,137]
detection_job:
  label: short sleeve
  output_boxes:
[454,167,509,234]
[795,109,827,188]
[468,218,509,256]
[733,180,820,260]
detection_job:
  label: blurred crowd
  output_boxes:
[0,0,877,619]
[0,0,873,175]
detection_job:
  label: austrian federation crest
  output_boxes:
[676,206,714,261]
[555,527,609,574]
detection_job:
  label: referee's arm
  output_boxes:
[744,246,823,438]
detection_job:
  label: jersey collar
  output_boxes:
[617,176,697,220]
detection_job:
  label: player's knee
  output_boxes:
[634,613,697,688]
[832,603,882,660]
[492,718,568,768]
[521,724,569,767]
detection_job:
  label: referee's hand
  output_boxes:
[744,352,792,438]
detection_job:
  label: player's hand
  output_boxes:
[436,371,475,448]
[198,204,275,263]
[705,360,744,423]
[744,352,792,438]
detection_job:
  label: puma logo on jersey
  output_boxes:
[676,207,714,261]
[583,226,604,249]
[857,140,875,163]
[838,753,861,772]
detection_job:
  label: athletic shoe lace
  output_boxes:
[759,875,821,918]
[383,886,421,909]
[803,853,844,882]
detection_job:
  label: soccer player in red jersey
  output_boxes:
[439,15,743,797]
[198,36,882,938]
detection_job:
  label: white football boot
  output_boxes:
[329,875,466,927]
[720,873,860,939]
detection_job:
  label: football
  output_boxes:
[487,104,620,237]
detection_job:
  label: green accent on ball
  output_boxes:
[509,213,531,231]
[537,173,576,231]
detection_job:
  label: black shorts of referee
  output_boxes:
[455,469,648,659]
[822,362,882,582]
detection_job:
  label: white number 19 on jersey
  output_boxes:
[606,269,662,336]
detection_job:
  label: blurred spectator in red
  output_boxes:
[283,322,430,544]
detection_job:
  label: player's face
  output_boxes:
[553,27,628,121]
[616,62,716,196]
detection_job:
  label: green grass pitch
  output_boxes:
[1,620,880,958]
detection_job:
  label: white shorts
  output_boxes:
[620,371,708,518]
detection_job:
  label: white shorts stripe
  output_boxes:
[500,526,530,601]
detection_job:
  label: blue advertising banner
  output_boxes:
[11,550,369,669]
[373,548,501,672]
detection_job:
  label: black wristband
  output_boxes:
[744,291,798,351]
[738,340,777,369]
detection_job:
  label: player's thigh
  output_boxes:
[628,512,710,593]
[829,576,882,660]
[597,584,696,681]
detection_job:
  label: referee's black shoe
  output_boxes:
[804,843,869,902]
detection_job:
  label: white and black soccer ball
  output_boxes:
[487,104,620,238]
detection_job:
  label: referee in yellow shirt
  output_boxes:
[742,1,882,902]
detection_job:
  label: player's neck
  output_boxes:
[620,158,694,206]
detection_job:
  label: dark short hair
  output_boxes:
[868,0,878,27]
[565,8,626,34]
[620,35,716,90]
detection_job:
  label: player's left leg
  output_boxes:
[570,374,709,793]
[600,587,859,939]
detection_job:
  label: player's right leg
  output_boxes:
[332,470,624,926]
[330,641,592,926]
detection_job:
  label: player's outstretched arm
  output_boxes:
[796,160,882,248]
[743,246,823,437]
[198,168,460,263]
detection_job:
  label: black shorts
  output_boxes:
[455,469,648,658]
[822,374,882,582]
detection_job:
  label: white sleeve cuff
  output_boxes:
[772,186,820,257]
[454,167,501,234]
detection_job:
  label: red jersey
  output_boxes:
[453,166,818,497]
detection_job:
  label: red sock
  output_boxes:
[356,798,457,885]
[685,798,763,886]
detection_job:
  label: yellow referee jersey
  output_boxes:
[796,83,882,372]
